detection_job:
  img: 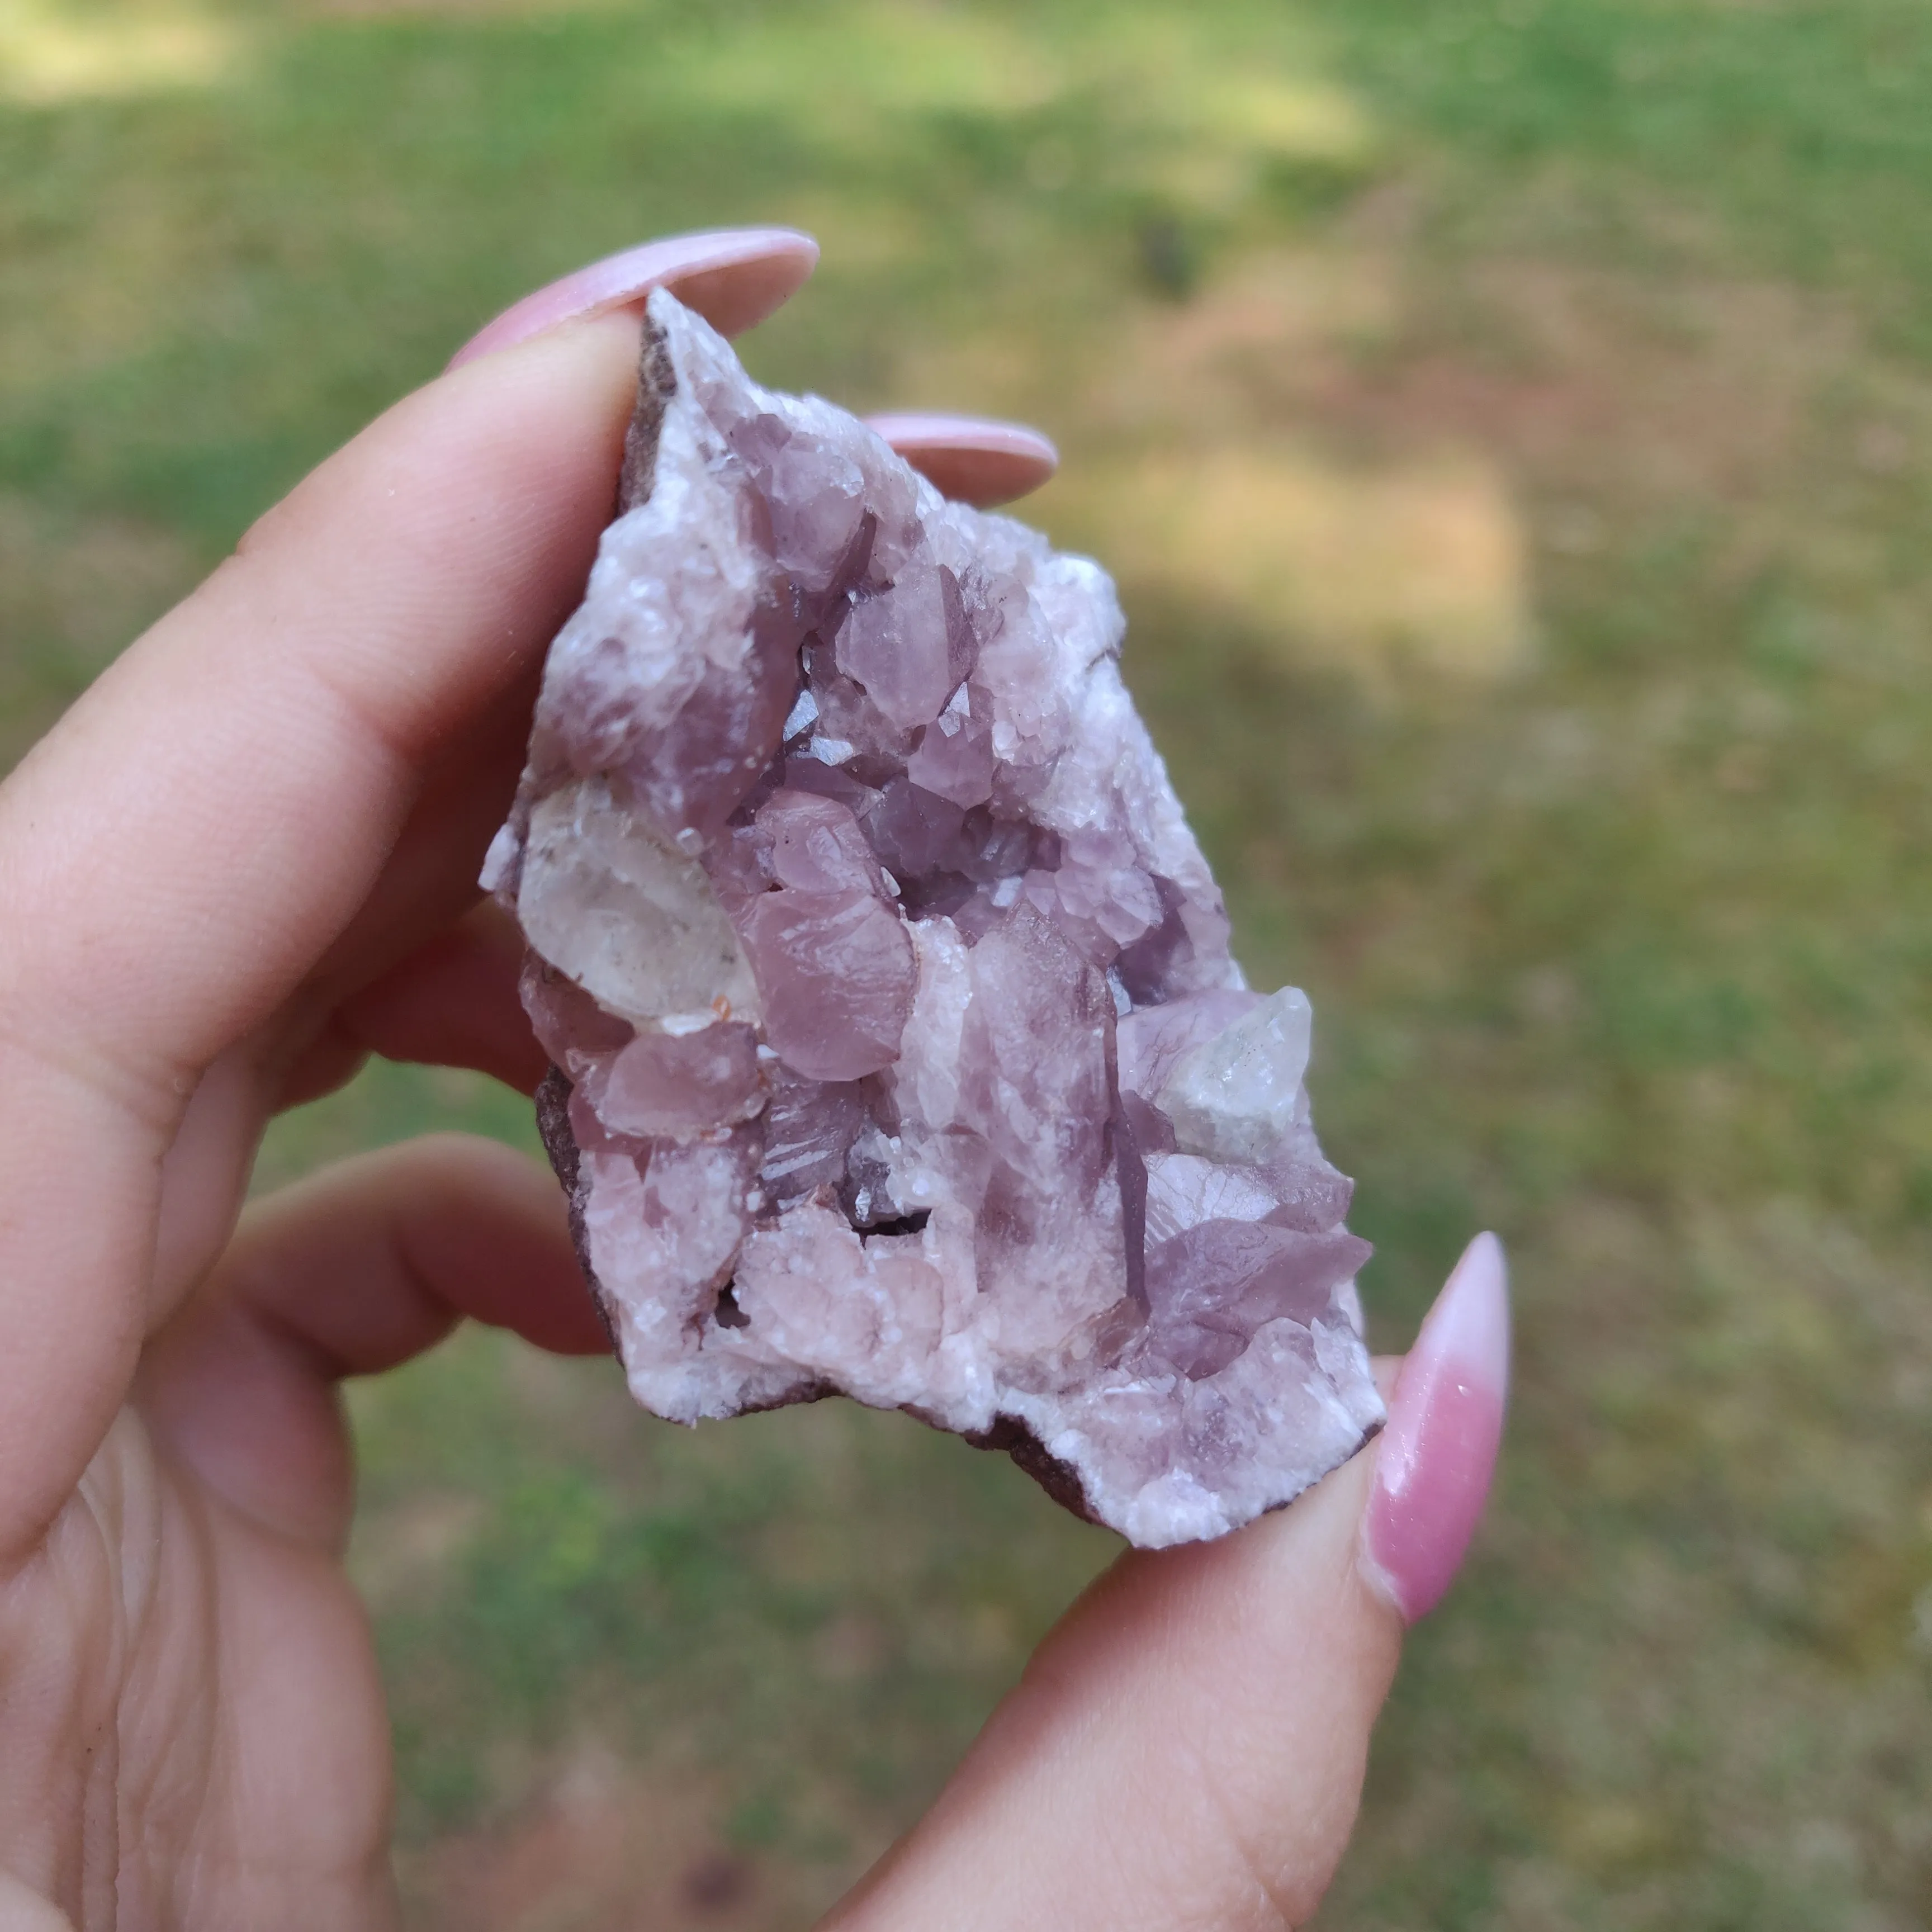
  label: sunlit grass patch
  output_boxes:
[1062,444,1530,686]
[0,0,247,104]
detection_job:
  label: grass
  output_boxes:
[8,0,1932,1924]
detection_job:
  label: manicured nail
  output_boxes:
[866,411,1059,509]
[448,227,820,371]
[1361,1232,1510,1624]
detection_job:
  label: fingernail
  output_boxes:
[448,227,820,371]
[1361,1232,1510,1624]
[865,412,1059,509]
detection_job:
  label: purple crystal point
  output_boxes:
[488,288,1382,1547]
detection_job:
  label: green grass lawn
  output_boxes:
[9,0,1932,1924]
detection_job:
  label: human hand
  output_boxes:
[0,229,1507,1930]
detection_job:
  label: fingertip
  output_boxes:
[1361,1233,1510,1624]
[448,226,820,370]
[666,229,821,339]
[332,901,549,1097]
[825,1437,1403,1932]
[866,412,1060,507]
[391,1133,609,1358]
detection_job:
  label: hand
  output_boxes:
[0,229,1507,1930]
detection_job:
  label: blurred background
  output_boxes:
[6,0,1932,1923]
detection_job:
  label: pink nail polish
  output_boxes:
[1362,1232,1510,1624]
[865,413,1060,510]
[448,227,819,371]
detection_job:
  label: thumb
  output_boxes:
[823,1234,1509,1931]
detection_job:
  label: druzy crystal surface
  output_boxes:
[484,288,1382,1547]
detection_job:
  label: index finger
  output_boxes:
[0,239,807,1561]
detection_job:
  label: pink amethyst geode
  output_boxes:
[482,288,1382,1547]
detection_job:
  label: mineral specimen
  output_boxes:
[484,287,1383,1547]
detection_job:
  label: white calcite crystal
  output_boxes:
[484,288,1382,1547]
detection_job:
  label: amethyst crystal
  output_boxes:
[484,288,1382,1546]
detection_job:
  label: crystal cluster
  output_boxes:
[484,288,1382,1547]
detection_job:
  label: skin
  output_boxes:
[0,302,1403,1931]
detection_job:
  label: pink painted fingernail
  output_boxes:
[865,412,1059,509]
[1362,1232,1510,1624]
[448,227,820,371]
